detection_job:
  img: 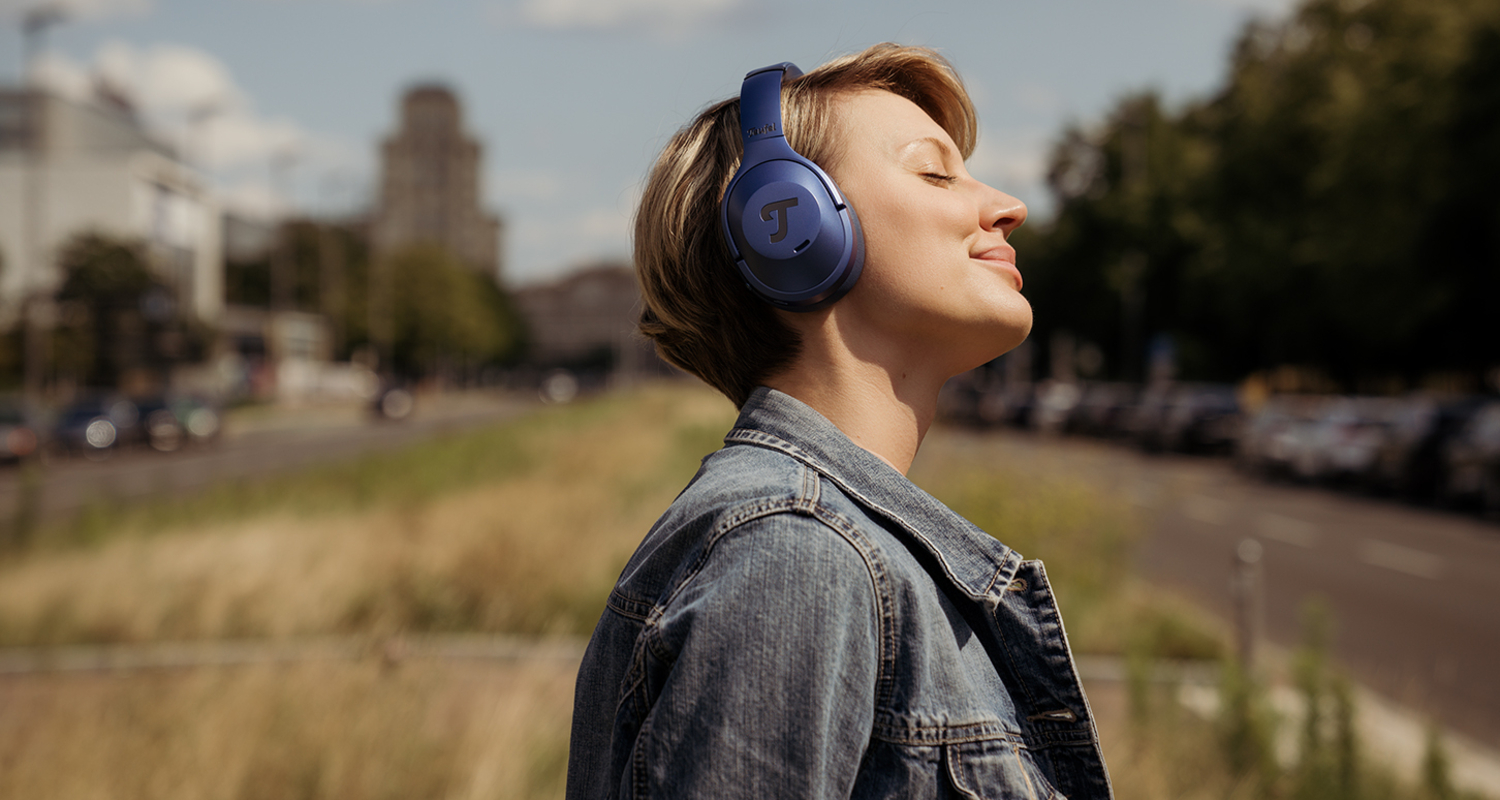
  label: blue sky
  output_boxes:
[1,0,1296,285]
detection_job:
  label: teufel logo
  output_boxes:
[760,198,799,244]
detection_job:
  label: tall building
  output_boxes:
[0,86,222,324]
[512,261,671,380]
[370,84,503,282]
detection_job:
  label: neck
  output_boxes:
[765,326,948,475]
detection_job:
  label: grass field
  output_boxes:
[0,381,1472,800]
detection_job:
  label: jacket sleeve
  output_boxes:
[625,510,882,799]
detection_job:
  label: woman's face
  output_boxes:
[825,90,1031,374]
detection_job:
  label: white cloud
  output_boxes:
[33,41,308,171]
[216,179,287,221]
[29,51,93,101]
[496,0,742,32]
[30,40,364,218]
[94,41,246,114]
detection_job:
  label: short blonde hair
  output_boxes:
[635,43,977,407]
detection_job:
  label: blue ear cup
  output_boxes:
[720,63,864,311]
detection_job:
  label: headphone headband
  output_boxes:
[738,63,802,158]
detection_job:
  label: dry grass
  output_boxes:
[0,659,574,800]
[7,380,1416,800]
[0,383,736,646]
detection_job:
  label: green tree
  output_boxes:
[1021,92,1219,381]
[380,244,522,380]
[1022,0,1500,388]
[52,233,207,389]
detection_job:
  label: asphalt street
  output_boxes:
[0,390,534,528]
[947,428,1500,752]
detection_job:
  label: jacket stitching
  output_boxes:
[806,495,897,713]
[944,743,983,800]
[641,489,884,667]
[724,428,1017,600]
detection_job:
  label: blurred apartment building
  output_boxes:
[371,85,503,283]
[512,262,666,380]
[0,84,221,326]
[0,76,654,396]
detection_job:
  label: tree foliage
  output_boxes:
[381,244,521,378]
[52,232,208,388]
[228,221,524,380]
[1021,0,1500,389]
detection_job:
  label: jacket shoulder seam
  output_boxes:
[642,468,894,692]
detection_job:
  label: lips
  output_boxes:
[970,245,1022,291]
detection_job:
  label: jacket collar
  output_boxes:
[724,386,1021,601]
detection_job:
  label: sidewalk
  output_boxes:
[221,387,533,439]
[5,634,1491,796]
[1077,655,1500,798]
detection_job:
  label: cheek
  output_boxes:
[855,195,954,278]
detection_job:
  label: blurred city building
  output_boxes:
[370,85,503,283]
[512,262,667,380]
[212,213,378,403]
[0,85,222,326]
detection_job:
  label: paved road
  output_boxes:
[960,429,1500,752]
[0,390,535,528]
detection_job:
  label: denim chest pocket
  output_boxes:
[943,736,1065,800]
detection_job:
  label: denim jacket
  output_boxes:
[567,387,1113,800]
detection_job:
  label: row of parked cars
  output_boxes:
[943,379,1500,519]
[0,393,222,464]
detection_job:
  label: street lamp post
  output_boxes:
[21,5,65,81]
[20,4,67,402]
[318,171,351,357]
[270,147,300,313]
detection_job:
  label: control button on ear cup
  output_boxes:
[742,181,821,261]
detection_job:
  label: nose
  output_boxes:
[977,182,1026,236]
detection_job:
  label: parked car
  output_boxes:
[1069,382,1138,438]
[1371,394,1486,502]
[1284,396,1397,485]
[132,394,222,452]
[134,395,186,452]
[174,395,223,445]
[0,399,42,463]
[52,396,142,459]
[1236,395,1328,477]
[1032,380,1083,434]
[976,383,1036,429]
[1441,400,1500,516]
[1158,384,1243,454]
[1121,383,1176,452]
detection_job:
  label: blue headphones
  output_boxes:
[720,63,864,311]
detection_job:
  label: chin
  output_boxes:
[988,297,1033,357]
[1002,305,1034,350]
[946,314,1032,377]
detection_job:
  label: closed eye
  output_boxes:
[922,172,958,186]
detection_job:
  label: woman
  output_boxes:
[567,44,1112,800]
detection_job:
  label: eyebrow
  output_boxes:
[897,136,960,164]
